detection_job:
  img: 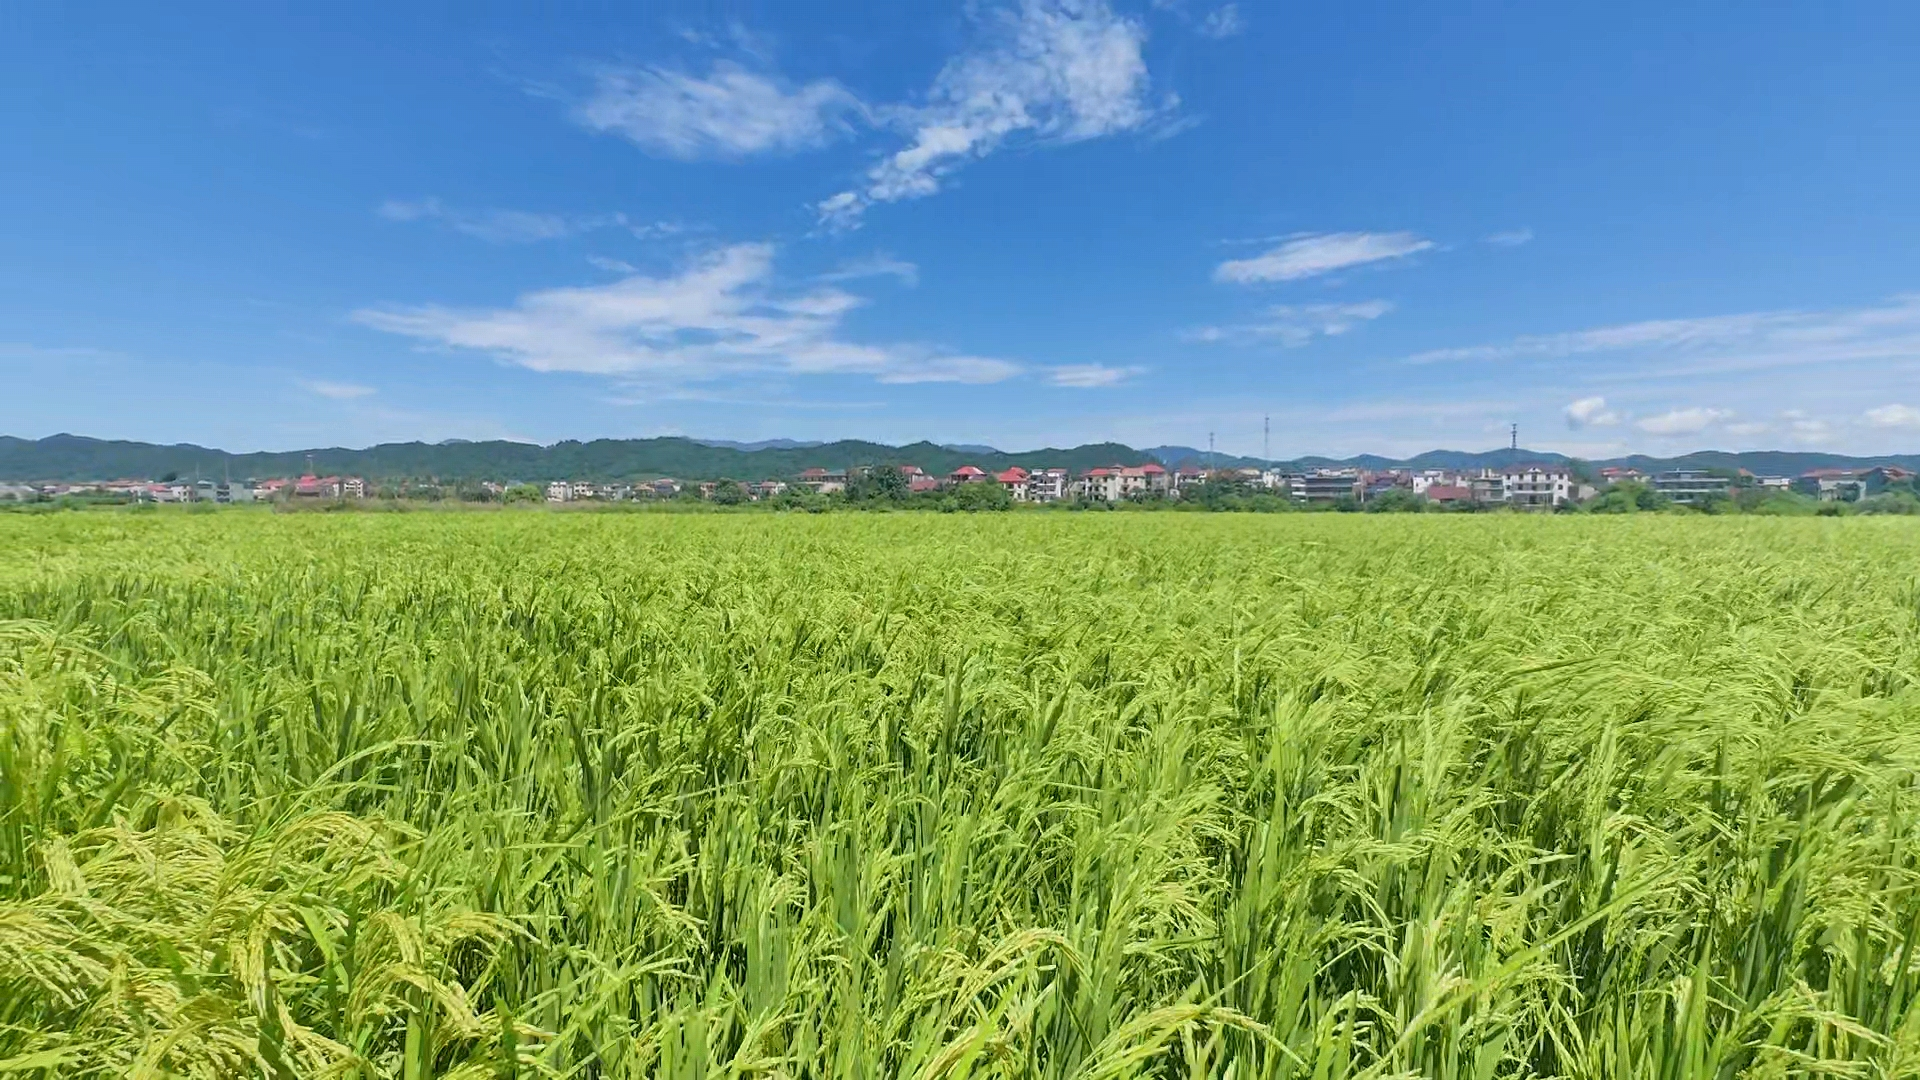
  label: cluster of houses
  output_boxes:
[714,461,1914,508]
[1601,465,1915,504]
[0,474,367,504]
[548,461,1597,507]
[7,462,1912,510]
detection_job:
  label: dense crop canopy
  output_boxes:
[4,512,1920,1077]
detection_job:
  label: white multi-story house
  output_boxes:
[545,481,570,502]
[1503,464,1573,508]
[1653,469,1732,505]
[1027,468,1069,502]
[994,467,1031,501]
[569,481,596,501]
[1075,468,1123,502]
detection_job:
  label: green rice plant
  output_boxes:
[2,512,1920,1077]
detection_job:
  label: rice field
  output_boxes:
[5,511,1920,1078]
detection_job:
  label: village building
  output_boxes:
[1116,463,1169,497]
[1653,469,1732,505]
[1075,467,1123,502]
[1298,469,1363,503]
[1026,468,1070,502]
[796,467,847,493]
[1502,464,1573,508]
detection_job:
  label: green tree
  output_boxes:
[1857,492,1920,515]
[1587,482,1648,514]
[710,479,748,506]
[1364,489,1426,513]
[850,465,911,503]
[1748,491,1819,516]
[951,480,1013,511]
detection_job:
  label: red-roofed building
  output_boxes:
[796,467,846,493]
[294,474,338,498]
[1075,467,1121,502]
[948,465,989,485]
[1117,463,1170,498]
[1424,484,1473,505]
[994,466,1030,500]
[1798,468,1866,502]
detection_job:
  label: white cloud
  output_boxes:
[1636,407,1732,436]
[1406,294,1920,374]
[819,0,1167,226]
[380,198,578,243]
[879,356,1024,384]
[1048,363,1143,387]
[299,379,376,400]
[1483,228,1534,247]
[1563,396,1619,428]
[820,254,919,287]
[452,209,577,244]
[1787,414,1834,444]
[1191,299,1392,346]
[587,255,637,274]
[379,198,677,245]
[1214,231,1434,284]
[575,62,863,158]
[1197,5,1244,38]
[628,220,693,240]
[1152,0,1245,38]
[377,198,442,222]
[351,243,1019,387]
[1866,403,1920,428]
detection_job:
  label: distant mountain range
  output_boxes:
[690,438,824,451]
[0,434,1153,483]
[3,432,1917,484]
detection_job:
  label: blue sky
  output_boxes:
[3,1,1918,458]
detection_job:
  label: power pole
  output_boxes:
[1263,415,1270,462]
[1510,423,1518,452]
[1207,431,1215,472]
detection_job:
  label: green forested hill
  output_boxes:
[0,433,1157,482]
[4,432,1917,482]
